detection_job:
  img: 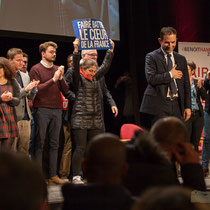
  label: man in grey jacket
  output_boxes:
[7,48,39,154]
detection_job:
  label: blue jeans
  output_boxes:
[202,112,210,169]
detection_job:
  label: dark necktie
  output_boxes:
[167,54,177,95]
[17,71,22,87]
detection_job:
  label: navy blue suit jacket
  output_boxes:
[140,48,191,116]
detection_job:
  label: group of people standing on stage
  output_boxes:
[1,25,210,185]
[0,37,118,184]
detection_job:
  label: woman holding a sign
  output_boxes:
[65,38,115,184]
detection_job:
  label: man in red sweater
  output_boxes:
[30,41,69,184]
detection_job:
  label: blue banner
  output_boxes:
[72,19,111,50]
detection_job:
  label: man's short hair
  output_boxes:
[23,52,29,58]
[6,48,23,60]
[187,61,196,71]
[150,117,187,148]
[67,54,73,60]
[160,27,177,40]
[39,41,57,53]
[84,133,126,180]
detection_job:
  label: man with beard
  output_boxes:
[30,41,69,184]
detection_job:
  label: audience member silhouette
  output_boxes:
[150,116,206,191]
[62,133,135,210]
[0,151,48,210]
[131,186,209,210]
[123,131,178,196]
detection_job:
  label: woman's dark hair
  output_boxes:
[0,57,16,80]
[187,61,196,71]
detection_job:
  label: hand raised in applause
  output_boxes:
[1,91,12,102]
[58,65,64,80]
[25,80,40,92]
[53,69,61,82]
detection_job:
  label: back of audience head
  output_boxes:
[0,151,48,210]
[131,130,170,165]
[82,133,128,184]
[131,186,209,210]
[150,117,187,152]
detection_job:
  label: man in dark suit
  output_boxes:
[140,27,191,129]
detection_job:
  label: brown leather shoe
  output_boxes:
[48,176,69,184]
[203,168,209,177]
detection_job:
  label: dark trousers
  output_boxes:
[71,128,104,176]
[140,98,182,130]
[34,108,62,177]
[185,111,204,152]
[155,98,182,121]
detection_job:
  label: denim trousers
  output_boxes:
[202,112,210,169]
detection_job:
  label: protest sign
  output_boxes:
[72,19,111,50]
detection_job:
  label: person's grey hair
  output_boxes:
[80,59,98,70]
[81,49,97,55]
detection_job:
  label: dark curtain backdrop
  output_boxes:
[1,0,210,135]
[117,0,210,132]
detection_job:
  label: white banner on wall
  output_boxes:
[178,42,210,80]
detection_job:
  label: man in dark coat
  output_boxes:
[140,26,191,129]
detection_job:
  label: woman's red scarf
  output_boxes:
[80,69,93,81]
